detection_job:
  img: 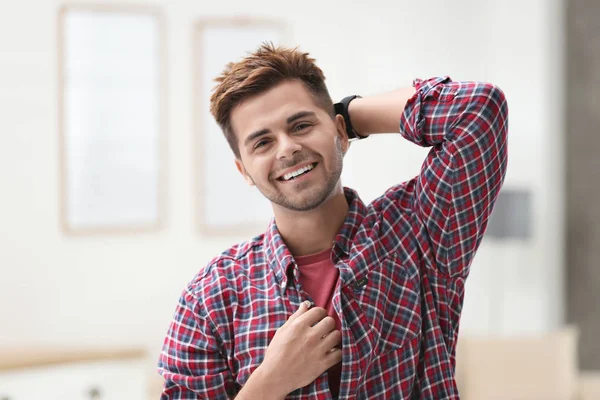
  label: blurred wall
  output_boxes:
[0,0,565,373]
[566,0,600,370]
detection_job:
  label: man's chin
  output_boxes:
[280,188,334,212]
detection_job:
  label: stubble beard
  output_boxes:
[252,140,344,212]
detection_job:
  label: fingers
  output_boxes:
[296,307,328,327]
[287,300,312,323]
[323,346,343,368]
[312,315,336,338]
[320,329,342,352]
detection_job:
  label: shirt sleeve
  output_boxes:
[158,287,237,400]
[397,76,508,278]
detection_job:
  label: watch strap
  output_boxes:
[334,95,368,140]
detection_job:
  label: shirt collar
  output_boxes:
[264,187,367,292]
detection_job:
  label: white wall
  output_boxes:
[0,0,564,373]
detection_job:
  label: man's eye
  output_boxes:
[255,139,269,149]
[294,123,311,132]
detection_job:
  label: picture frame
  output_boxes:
[193,18,289,236]
[57,4,167,235]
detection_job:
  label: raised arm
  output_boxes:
[348,76,508,277]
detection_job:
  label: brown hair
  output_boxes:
[209,42,334,158]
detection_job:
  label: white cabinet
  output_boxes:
[0,350,148,400]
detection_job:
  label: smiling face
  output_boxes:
[231,79,349,212]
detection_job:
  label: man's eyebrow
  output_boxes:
[287,111,316,124]
[244,128,270,147]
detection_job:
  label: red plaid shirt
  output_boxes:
[158,76,508,399]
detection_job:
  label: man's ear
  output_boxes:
[335,114,350,154]
[235,158,255,186]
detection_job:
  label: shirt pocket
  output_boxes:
[355,253,422,355]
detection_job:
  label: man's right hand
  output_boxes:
[237,301,342,399]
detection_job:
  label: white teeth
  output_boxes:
[282,164,314,181]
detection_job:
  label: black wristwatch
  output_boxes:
[334,95,369,140]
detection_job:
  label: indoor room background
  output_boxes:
[1,0,598,399]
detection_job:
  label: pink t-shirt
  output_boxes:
[295,249,341,398]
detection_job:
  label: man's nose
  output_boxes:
[276,134,302,160]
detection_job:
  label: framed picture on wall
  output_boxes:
[58,4,167,235]
[194,18,289,236]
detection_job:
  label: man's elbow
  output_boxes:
[483,83,509,140]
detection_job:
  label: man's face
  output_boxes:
[231,80,349,212]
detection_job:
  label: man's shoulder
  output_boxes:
[187,232,267,296]
[354,181,417,227]
[209,232,266,267]
[349,182,427,264]
[176,233,269,335]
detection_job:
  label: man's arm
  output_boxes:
[159,287,342,399]
[158,288,286,400]
[158,288,238,399]
[348,76,508,277]
[347,86,416,135]
[237,301,342,399]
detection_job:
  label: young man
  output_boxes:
[158,43,508,399]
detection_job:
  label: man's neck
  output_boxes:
[273,190,349,257]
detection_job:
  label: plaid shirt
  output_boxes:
[158,76,508,399]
